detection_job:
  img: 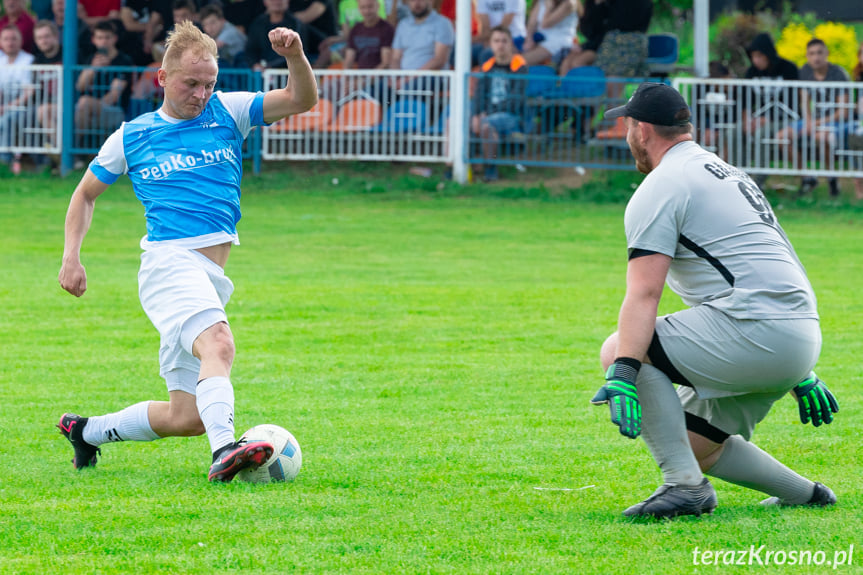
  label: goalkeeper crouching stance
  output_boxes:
[591,83,839,519]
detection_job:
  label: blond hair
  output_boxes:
[162,20,218,74]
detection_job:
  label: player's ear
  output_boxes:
[157,68,168,87]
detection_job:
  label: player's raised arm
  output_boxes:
[59,170,111,297]
[261,27,318,124]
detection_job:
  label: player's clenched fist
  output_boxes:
[268,27,303,58]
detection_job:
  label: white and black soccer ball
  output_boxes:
[235,424,302,483]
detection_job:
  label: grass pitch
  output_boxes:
[0,167,860,574]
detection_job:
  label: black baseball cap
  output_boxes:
[604,82,691,126]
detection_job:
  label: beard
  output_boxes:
[629,139,653,174]
[411,5,430,18]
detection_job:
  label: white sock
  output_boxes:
[706,435,815,504]
[196,376,235,455]
[82,401,160,447]
[637,364,703,486]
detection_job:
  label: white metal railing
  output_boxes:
[0,65,63,156]
[674,78,863,177]
[261,69,452,162]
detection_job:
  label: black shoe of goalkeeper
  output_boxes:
[761,482,836,507]
[623,477,718,519]
[57,413,101,469]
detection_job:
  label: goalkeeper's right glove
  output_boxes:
[793,376,839,427]
[591,358,642,439]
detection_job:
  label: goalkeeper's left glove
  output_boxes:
[591,358,642,439]
[793,376,839,427]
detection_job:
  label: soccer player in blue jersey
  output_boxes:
[57,21,318,482]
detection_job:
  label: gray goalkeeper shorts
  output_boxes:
[648,305,821,440]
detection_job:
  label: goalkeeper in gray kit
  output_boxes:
[592,83,839,519]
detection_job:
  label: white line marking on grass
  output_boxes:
[533,485,595,492]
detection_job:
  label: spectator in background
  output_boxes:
[201,4,247,66]
[289,0,336,57]
[74,20,132,149]
[390,0,452,73]
[742,32,798,134]
[594,0,651,79]
[246,0,311,67]
[343,0,393,70]
[0,24,34,175]
[521,0,577,67]
[312,0,376,68]
[475,0,525,54]
[31,20,61,167]
[33,17,61,62]
[0,0,36,53]
[470,25,527,182]
[776,38,849,197]
[558,0,602,75]
[78,0,121,29]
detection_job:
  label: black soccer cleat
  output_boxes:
[57,413,101,469]
[760,481,837,507]
[208,439,274,483]
[623,477,718,519]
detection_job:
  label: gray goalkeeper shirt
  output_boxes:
[624,141,818,320]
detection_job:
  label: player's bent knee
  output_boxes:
[600,333,618,370]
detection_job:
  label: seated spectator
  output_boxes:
[776,38,850,196]
[314,0,387,68]
[32,20,62,165]
[200,4,247,66]
[0,23,34,175]
[246,0,312,67]
[343,0,393,70]
[558,0,602,75]
[743,32,798,134]
[470,25,527,182]
[475,0,526,58]
[391,0,452,74]
[594,0,651,79]
[78,0,121,29]
[74,20,133,147]
[289,0,336,57]
[521,0,576,67]
[0,0,36,53]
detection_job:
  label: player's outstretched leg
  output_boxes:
[207,439,274,483]
[705,435,836,507]
[57,413,101,469]
[623,478,718,519]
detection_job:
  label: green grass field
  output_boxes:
[0,167,860,574]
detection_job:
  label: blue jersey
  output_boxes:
[90,91,267,250]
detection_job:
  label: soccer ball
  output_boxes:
[235,424,302,483]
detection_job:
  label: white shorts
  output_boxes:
[138,246,234,394]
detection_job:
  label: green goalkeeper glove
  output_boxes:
[591,358,642,439]
[793,376,838,427]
